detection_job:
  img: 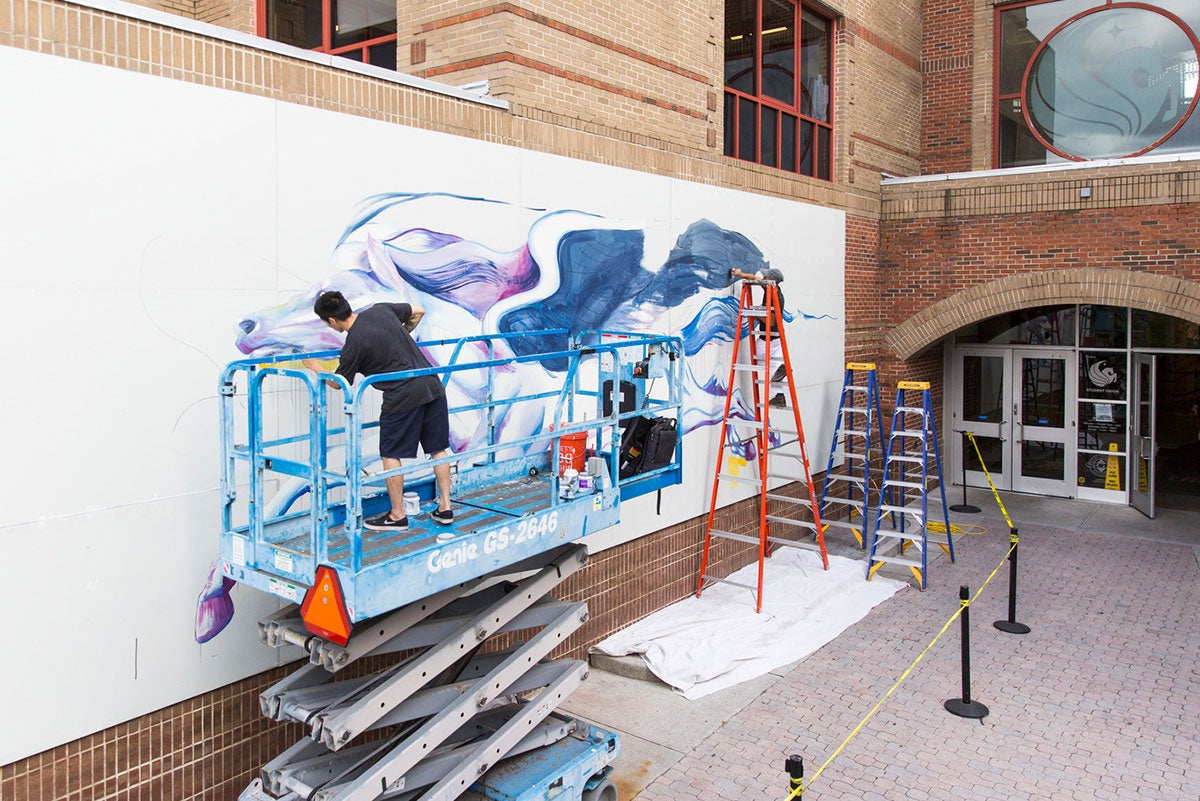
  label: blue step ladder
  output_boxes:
[866,381,954,590]
[818,362,890,548]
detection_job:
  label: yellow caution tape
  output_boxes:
[785,536,1018,800]
[964,432,1014,530]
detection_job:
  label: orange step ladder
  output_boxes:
[695,269,828,612]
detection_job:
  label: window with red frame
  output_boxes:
[724,0,834,179]
[996,0,1200,167]
[260,0,398,70]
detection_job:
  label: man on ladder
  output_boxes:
[695,268,828,613]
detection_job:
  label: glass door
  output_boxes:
[952,349,1011,490]
[1012,349,1074,496]
[1130,354,1156,517]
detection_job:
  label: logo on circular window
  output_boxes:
[1024,5,1200,160]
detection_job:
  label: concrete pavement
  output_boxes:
[560,489,1200,800]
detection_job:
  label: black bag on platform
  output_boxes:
[618,416,678,479]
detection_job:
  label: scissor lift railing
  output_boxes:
[219,329,683,624]
[224,329,680,801]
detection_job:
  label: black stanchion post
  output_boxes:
[945,585,989,719]
[949,431,980,513]
[994,527,1031,634]
[785,755,804,799]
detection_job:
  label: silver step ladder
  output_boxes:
[237,543,616,801]
[865,381,954,590]
[817,362,891,548]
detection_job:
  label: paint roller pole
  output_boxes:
[945,585,989,719]
[949,430,980,513]
[994,527,1031,634]
[785,755,803,799]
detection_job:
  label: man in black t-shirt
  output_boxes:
[304,290,453,531]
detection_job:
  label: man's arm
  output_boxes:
[404,303,425,332]
[301,358,341,389]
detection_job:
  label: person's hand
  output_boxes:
[301,358,324,373]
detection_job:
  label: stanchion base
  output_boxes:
[944,698,989,719]
[949,504,981,513]
[994,620,1031,634]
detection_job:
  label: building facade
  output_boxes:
[1,0,1196,798]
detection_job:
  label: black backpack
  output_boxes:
[618,416,678,479]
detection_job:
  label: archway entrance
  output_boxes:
[944,305,1200,515]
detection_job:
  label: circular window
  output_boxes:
[1023,4,1200,160]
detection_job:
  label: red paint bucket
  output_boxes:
[557,431,588,475]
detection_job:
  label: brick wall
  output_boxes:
[0,492,784,801]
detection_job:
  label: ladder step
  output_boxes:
[890,455,923,463]
[765,515,818,532]
[823,497,865,510]
[842,429,870,436]
[879,504,923,516]
[896,406,925,414]
[846,385,869,392]
[832,451,867,461]
[707,529,761,546]
[870,554,922,568]
[883,479,927,490]
[842,407,869,414]
[769,493,813,507]
[823,472,862,483]
[701,574,759,592]
[718,474,762,485]
[821,519,865,531]
[891,430,927,438]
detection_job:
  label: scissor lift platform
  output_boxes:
[222,329,681,801]
[220,329,682,626]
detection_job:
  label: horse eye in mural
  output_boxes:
[1024,6,1200,160]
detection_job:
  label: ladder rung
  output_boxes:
[772,539,825,554]
[871,530,924,543]
[890,455,923,463]
[708,529,762,546]
[842,429,869,436]
[879,504,923,516]
[891,430,926,438]
[767,491,811,504]
[870,554,922,567]
[821,519,864,531]
[832,451,867,461]
[824,497,865,510]
[766,450,803,460]
[842,407,869,414]
[883,479,926,490]
[766,515,818,532]
[846,385,869,392]
[718,473,762,485]
[823,473,862,483]
[701,574,759,592]
[896,406,924,414]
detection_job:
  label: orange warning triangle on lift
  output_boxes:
[301,565,352,646]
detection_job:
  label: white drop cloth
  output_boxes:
[590,549,905,699]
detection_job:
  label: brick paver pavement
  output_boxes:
[633,504,1200,800]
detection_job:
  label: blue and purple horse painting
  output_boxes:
[197,192,833,642]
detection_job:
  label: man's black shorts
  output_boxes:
[379,396,450,459]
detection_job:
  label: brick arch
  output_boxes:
[885,269,1200,359]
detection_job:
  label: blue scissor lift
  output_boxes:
[221,329,681,801]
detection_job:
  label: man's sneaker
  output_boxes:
[432,508,454,526]
[771,365,788,383]
[365,513,408,531]
[769,392,788,408]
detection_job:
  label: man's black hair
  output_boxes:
[314,290,353,322]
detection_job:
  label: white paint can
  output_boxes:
[403,492,420,516]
